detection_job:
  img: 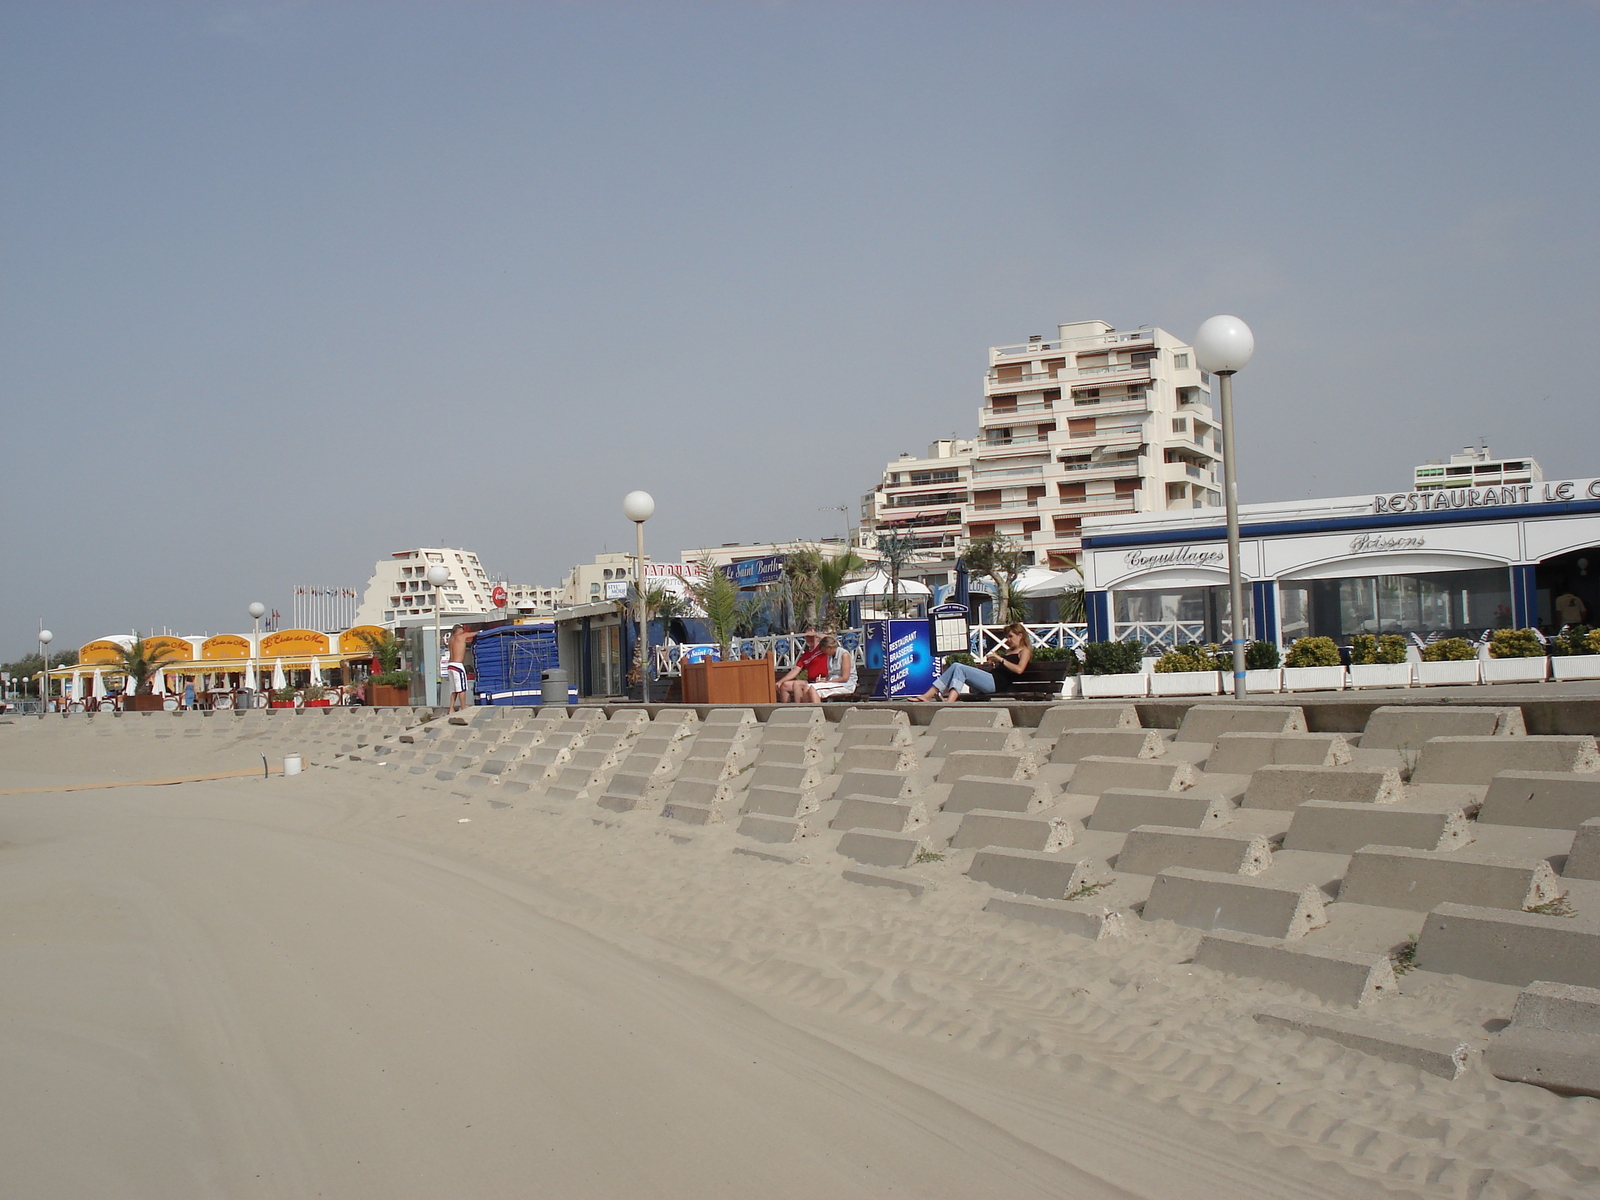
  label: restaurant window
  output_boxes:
[1113,585,1248,646]
[1277,568,1512,643]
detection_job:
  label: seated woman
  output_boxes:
[776,630,829,702]
[790,635,857,703]
[915,622,1032,702]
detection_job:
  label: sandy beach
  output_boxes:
[3,706,1598,1199]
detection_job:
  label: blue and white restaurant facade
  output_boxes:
[1080,476,1600,650]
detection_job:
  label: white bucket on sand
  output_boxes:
[283,755,303,776]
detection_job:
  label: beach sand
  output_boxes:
[2,710,1597,1198]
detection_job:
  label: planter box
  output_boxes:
[1149,670,1222,696]
[1553,655,1600,681]
[1244,668,1283,693]
[366,684,411,707]
[1482,656,1549,684]
[270,701,296,709]
[1348,663,1414,689]
[303,699,332,707]
[1415,659,1481,686]
[1281,665,1347,692]
[681,654,777,704]
[1079,672,1149,698]
[125,694,165,712]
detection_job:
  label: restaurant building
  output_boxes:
[1079,476,1600,649]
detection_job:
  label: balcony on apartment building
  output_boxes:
[881,488,969,512]
[876,510,964,533]
[981,392,1057,425]
[1058,449,1147,480]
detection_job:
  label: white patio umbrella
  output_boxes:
[154,669,168,695]
[1012,566,1083,597]
[271,660,287,689]
[92,668,104,698]
[309,656,323,685]
[836,570,932,598]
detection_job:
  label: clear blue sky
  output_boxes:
[3,2,1597,653]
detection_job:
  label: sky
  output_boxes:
[3,1,1598,654]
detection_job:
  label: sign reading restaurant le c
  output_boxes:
[1373,478,1600,514]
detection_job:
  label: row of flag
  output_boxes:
[294,587,359,597]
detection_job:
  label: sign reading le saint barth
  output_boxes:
[1373,478,1600,514]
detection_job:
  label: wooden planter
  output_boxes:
[366,683,411,707]
[680,654,777,705]
[126,694,165,712]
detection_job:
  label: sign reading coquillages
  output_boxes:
[1373,478,1600,514]
[1123,545,1226,569]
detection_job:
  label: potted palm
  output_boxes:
[1483,628,1549,683]
[1149,643,1224,696]
[679,562,776,704]
[1415,637,1481,686]
[1078,639,1148,698]
[815,550,867,630]
[1552,626,1600,681]
[1348,633,1413,689]
[357,629,411,706]
[106,637,182,711]
[1281,637,1346,691]
[270,685,299,709]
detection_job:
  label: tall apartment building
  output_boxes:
[859,320,1223,576]
[1413,446,1542,492]
[355,547,561,627]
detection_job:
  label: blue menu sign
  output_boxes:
[863,619,936,698]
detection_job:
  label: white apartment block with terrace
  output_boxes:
[971,319,1223,570]
[860,438,977,562]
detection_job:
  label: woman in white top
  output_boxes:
[791,636,856,702]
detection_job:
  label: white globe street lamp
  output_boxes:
[1193,315,1256,699]
[38,629,53,716]
[427,564,451,707]
[623,491,656,702]
[248,602,266,706]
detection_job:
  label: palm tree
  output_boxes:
[1057,567,1087,623]
[782,545,824,631]
[874,529,920,617]
[107,636,183,695]
[685,562,744,659]
[356,628,408,682]
[962,534,1029,626]
[816,550,868,630]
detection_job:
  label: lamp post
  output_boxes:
[622,491,656,702]
[427,563,450,706]
[37,629,52,717]
[248,602,265,707]
[1192,315,1255,700]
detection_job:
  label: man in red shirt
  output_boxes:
[776,629,828,702]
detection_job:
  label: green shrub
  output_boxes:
[943,651,976,667]
[1351,633,1408,665]
[1555,625,1596,656]
[303,684,327,701]
[272,686,297,703]
[1422,638,1476,662]
[369,670,411,687]
[1153,643,1226,673]
[1245,640,1281,670]
[1029,645,1079,673]
[1082,639,1144,676]
[1489,628,1545,659]
[1589,628,1600,655]
[1284,636,1341,668]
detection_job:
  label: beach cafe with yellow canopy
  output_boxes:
[57,626,390,703]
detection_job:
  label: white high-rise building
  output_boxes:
[355,547,496,627]
[1414,446,1542,492]
[860,439,976,558]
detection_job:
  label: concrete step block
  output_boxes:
[662,798,726,825]
[1175,703,1307,743]
[1413,735,1600,786]
[841,866,927,897]
[1117,825,1274,876]
[1195,930,1397,1007]
[749,762,825,792]
[753,740,824,766]
[1036,703,1140,739]
[1417,902,1600,988]
[929,707,1012,733]
[595,790,657,813]
[1284,800,1471,854]
[837,746,917,774]
[760,725,826,748]
[838,707,910,730]
[929,728,1028,757]
[742,785,818,819]
[1510,980,1600,1036]
[1143,868,1327,939]
[951,808,1078,853]
[1069,755,1195,797]
[983,895,1125,939]
[1479,771,1600,830]
[663,777,737,808]
[703,707,756,727]
[603,770,654,799]
[1567,818,1600,880]
[1241,764,1404,811]
[1087,788,1233,833]
[1254,1006,1476,1079]
[766,707,826,728]
[1051,728,1165,764]
[1361,704,1525,749]
[836,767,916,800]
[738,813,807,844]
[1206,732,1352,774]
[943,776,1054,814]
[1339,844,1564,912]
[836,829,931,868]
[937,750,1033,784]
[837,725,915,752]
[830,795,928,833]
[733,845,808,865]
[1485,1028,1600,1098]
[966,847,1111,901]
[677,755,739,783]
[606,710,650,731]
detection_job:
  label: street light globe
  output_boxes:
[622,490,655,523]
[1193,315,1255,374]
[248,602,266,619]
[426,564,450,587]
[38,630,52,645]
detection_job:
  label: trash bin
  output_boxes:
[539,669,568,707]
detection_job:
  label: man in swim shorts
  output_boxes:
[445,624,477,713]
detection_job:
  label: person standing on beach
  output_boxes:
[445,624,477,714]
